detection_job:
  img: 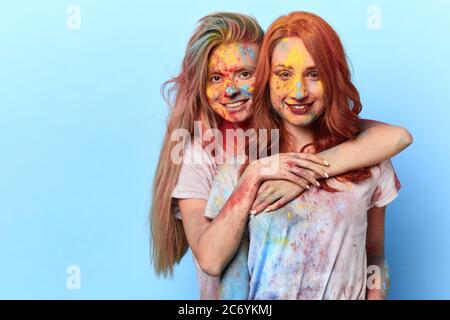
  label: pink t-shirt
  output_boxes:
[172,139,219,299]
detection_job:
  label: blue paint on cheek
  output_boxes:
[240,84,253,97]
[296,81,303,99]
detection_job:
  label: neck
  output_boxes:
[220,119,250,131]
[283,121,314,152]
[219,119,251,157]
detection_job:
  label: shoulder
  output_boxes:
[370,159,396,181]
[181,137,217,171]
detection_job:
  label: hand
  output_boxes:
[244,152,329,189]
[250,180,306,215]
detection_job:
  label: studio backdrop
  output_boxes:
[0,0,449,299]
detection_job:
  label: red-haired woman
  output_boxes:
[151,12,412,299]
[202,12,410,299]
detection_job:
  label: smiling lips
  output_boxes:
[222,99,249,111]
[285,101,314,115]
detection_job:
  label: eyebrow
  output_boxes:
[208,66,255,75]
[273,64,317,71]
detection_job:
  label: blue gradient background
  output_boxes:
[0,0,449,299]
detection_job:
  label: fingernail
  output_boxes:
[323,160,329,166]
[250,209,256,215]
[306,184,310,190]
[316,181,320,187]
[323,172,329,178]
[265,207,271,212]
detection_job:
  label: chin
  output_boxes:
[293,118,315,127]
[228,112,251,125]
[227,117,248,125]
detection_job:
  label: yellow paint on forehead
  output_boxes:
[208,46,240,68]
[208,43,255,71]
[210,45,239,67]
[275,37,309,68]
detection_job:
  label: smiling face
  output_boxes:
[206,42,259,124]
[270,37,325,128]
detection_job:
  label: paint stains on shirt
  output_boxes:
[205,159,400,300]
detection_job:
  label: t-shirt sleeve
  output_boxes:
[204,163,240,220]
[172,140,216,219]
[172,159,213,201]
[370,159,402,208]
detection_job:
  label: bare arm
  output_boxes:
[180,153,322,276]
[366,205,389,300]
[178,171,260,276]
[319,120,413,177]
[251,121,412,214]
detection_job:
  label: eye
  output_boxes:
[276,70,292,80]
[209,75,222,83]
[306,71,319,80]
[239,71,253,79]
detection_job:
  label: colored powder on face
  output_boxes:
[240,84,253,97]
[296,81,302,99]
[308,112,318,123]
[284,44,306,68]
[247,47,255,58]
[206,86,215,99]
[212,45,242,68]
[226,86,237,95]
[239,46,247,57]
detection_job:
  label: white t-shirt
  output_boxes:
[172,138,216,217]
[204,159,401,300]
[172,139,220,299]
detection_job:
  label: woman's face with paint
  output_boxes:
[206,42,259,124]
[270,37,325,127]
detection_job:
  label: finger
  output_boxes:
[261,170,309,189]
[289,166,320,187]
[269,195,295,212]
[255,194,282,215]
[256,181,273,199]
[258,181,270,195]
[284,173,311,189]
[295,152,329,166]
[292,158,329,179]
[253,200,271,215]
[252,190,274,212]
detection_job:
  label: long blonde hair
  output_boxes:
[150,12,264,277]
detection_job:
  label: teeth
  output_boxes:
[225,101,245,108]
[289,105,307,110]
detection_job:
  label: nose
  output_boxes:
[290,80,307,100]
[224,82,240,98]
